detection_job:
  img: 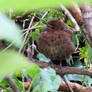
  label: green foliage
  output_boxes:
[0,13,23,48]
[65,60,92,87]
[72,33,81,46]
[73,59,84,68]
[67,19,73,26]
[66,74,92,86]
[13,77,24,90]
[32,68,61,92]
[88,0,92,6]
[0,50,29,79]
[79,46,92,67]
[46,9,62,20]
[88,47,92,63]
[0,0,85,11]
[37,53,51,62]
[30,29,40,41]
[26,63,40,79]
[79,46,88,60]
[36,9,63,21]
[0,79,9,88]
[15,72,22,78]
[66,58,71,66]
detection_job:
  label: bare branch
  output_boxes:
[1,42,13,53]
[19,14,35,53]
[81,3,92,47]
[60,4,80,32]
[30,58,92,77]
[59,82,92,92]
[69,3,83,25]
[6,75,21,92]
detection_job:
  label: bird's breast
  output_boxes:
[38,31,75,61]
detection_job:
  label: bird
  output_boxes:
[37,19,76,65]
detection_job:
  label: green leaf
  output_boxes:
[66,58,71,66]
[72,60,84,68]
[88,47,92,63]
[0,79,9,88]
[72,33,80,46]
[0,50,29,79]
[32,68,61,92]
[67,19,72,26]
[13,78,23,91]
[79,46,88,60]
[30,29,40,41]
[26,63,40,79]
[0,13,23,47]
[37,53,51,62]
[0,0,85,11]
[65,74,92,86]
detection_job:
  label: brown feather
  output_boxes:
[38,19,75,64]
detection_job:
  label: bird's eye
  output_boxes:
[50,24,55,29]
[50,39,54,42]
[58,34,62,39]
[51,26,55,29]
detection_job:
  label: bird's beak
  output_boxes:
[42,21,48,25]
[43,20,52,28]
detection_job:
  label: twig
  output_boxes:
[29,58,92,91]
[1,42,13,53]
[30,58,92,77]
[23,25,44,32]
[75,34,79,51]
[60,63,74,92]
[62,75,74,92]
[81,4,92,47]
[69,3,83,25]
[60,4,80,32]
[6,75,21,92]
[33,11,49,27]
[59,81,92,92]
[41,11,49,19]
[24,11,49,33]
[31,41,35,58]
[19,14,35,53]
[23,19,29,29]
[19,11,49,53]
[9,8,13,19]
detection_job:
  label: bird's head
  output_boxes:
[43,19,66,32]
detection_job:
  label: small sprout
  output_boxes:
[31,44,36,49]
[24,82,30,90]
[27,47,31,53]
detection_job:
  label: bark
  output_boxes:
[59,82,92,92]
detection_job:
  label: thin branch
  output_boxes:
[75,35,79,51]
[23,25,44,32]
[60,4,80,32]
[6,75,21,92]
[24,11,49,33]
[1,42,13,53]
[23,19,29,29]
[19,11,49,53]
[61,75,74,92]
[30,58,92,77]
[28,58,92,92]
[59,82,92,92]
[33,11,49,27]
[69,3,83,25]
[41,11,49,19]
[19,14,35,53]
[81,4,92,47]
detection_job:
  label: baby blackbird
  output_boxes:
[38,19,76,65]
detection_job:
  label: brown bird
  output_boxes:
[38,19,76,65]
